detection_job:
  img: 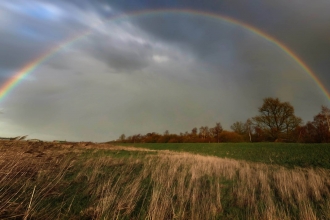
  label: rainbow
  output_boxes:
[1,9,329,102]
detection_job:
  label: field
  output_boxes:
[1,140,330,219]
[116,143,330,169]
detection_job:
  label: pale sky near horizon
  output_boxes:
[0,0,330,141]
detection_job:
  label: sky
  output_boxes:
[0,0,330,141]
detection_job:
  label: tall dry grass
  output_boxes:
[82,153,330,220]
[0,141,329,219]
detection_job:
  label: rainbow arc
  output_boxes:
[0,9,329,102]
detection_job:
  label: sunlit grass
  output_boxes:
[116,143,330,169]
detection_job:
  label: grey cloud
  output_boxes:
[0,0,329,141]
[0,0,102,70]
[108,0,330,91]
[85,34,154,72]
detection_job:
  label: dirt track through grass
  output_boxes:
[0,141,330,219]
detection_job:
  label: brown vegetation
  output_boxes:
[219,131,244,142]
[0,140,330,219]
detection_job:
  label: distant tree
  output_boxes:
[212,122,223,143]
[199,126,206,139]
[119,134,126,142]
[204,126,210,139]
[219,131,244,143]
[253,126,265,142]
[292,125,307,143]
[231,120,253,142]
[304,106,330,143]
[144,132,161,143]
[245,119,253,142]
[157,134,171,143]
[164,130,169,136]
[191,127,198,136]
[131,134,142,143]
[209,128,215,139]
[230,121,246,135]
[252,97,302,141]
[323,106,330,133]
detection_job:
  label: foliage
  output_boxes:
[302,106,330,143]
[117,123,225,143]
[219,131,244,142]
[230,121,246,135]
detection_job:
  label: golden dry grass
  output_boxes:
[0,140,329,219]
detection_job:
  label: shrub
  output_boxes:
[219,131,244,142]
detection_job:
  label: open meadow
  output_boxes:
[1,141,330,219]
[116,143,330,169]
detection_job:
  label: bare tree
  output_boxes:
[230,121,246,135]
[199,126,206,139]
[245,119,253,142]
[212,122,223,143]
[253,97,302,141]
[305,106,330,142]
[191,127,198,137]
[323,106,330,132]
[119,134,126,142]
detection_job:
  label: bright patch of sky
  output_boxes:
[1,1,63,21]
[153,55,169,63]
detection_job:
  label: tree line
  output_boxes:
[115,97,330,143]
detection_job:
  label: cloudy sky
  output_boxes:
[0,0,329,141]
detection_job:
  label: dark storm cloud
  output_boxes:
[86,12,247,78]
[82,33,154,72]
[0,0,157,76]
[107,0,330,90]
[0,32,46,69]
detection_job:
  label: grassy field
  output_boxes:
[116,143,330,169]
[1,141,330,219]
